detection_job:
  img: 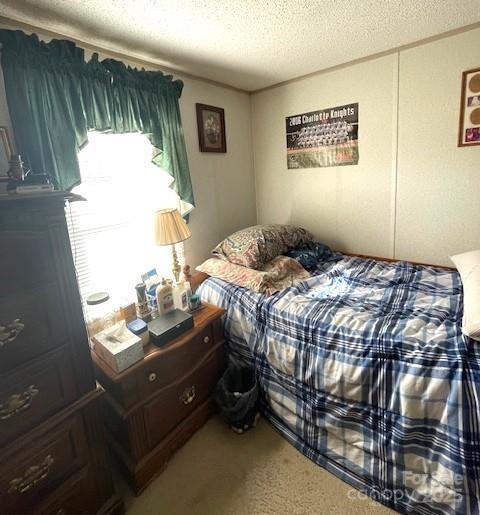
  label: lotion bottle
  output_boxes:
[173,281,188,311]
[156,278,174,316]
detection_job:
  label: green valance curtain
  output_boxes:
[0,30,195,216]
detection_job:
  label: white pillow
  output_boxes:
[450,250,480,341]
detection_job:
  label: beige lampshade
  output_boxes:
[154,208,191,245]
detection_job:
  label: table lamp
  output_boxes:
[154,208,191,282]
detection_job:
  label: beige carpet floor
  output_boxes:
[123,416,393,515]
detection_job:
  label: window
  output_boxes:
[67,131,183,311]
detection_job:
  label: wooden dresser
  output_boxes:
[91,304,226,494]
[0,192,122,514]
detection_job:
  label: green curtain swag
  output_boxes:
[0,30,194,216]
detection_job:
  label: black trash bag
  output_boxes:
[214,359,259,434]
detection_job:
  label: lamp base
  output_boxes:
[171,244,181,283]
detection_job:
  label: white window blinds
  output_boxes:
[67,131,183,310]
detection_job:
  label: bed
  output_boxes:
[197,254,480,515]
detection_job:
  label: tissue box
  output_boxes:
[92,321,144,373]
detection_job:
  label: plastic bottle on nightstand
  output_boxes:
[172,280,188,311]
[182,265,193,309]
[156,278,175,316]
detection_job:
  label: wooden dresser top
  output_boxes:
[0,191,84,205]
[91,302,225,383]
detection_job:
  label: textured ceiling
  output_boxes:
[1,0,480,91]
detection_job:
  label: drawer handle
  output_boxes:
[0,319,25,347]
[180,385,196,405]
[0,385,39,420]
[148,372,157,382]
[203,336,210,344]
[8,454,54,494]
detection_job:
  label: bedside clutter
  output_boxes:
[148,309,193,346]
[127,319,150,347]
[92,309,195,375]
[91,303,226,494]
[92,321,144,373]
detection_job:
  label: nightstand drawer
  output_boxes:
[137,325,215,399]
[0,346,78,446]
[143,347,224,450]
[0,413,88,515]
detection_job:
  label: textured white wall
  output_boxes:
[252,54,398,258]
[252,28,480,266]
[395,28,480,265]
[0,26,257,266]
[0,66,12,134]
[179,78,256,266]
[0,64,13,194]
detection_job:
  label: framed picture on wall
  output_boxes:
[458,67,480,147]
[196,103,226,153]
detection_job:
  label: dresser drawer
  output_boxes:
[0,346,78,446]
[0,231,55,296]
[0,284,69,372]
[137,325,215,399]
[0,414,88,515]
[36,467,96,515]
[143,347,224,450]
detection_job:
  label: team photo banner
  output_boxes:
[286,103,359,169]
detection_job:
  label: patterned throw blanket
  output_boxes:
[198,255,480,514]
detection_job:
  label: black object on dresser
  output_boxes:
[148,309,193,347]
[0,192,123,514]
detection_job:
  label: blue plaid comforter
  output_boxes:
[198,255,480,514]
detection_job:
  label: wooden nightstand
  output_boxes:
[91,303,226,494]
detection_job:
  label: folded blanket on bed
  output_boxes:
[196,255,310,295]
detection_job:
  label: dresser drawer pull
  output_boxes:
[180,385,196,405]
[203,336,210,344]
[8,454,54,494]
[0,385,39,420]
[0,318,25,347]
[148,372,157,382]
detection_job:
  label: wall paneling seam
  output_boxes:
[391,51,401,259]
